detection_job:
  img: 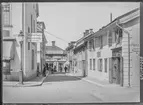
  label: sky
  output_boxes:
[37,2,139,50]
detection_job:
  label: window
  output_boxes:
[95,38,99,48]
[33,20,35,33]
[104,58,107,73]
[93,59,95,70]
[31,14,33,33]
[3,30,10,37]
[90,59,92,70]
[115,28,123,44]
[28,27,30,50]
[28,27,30,33]
[32,49,34,70]
[89,40,92,50]
[108,31,112,46]
[98,59,102,72]
[103,35,107,46]
[28,42,30,50]
[99,36,103,49]
[3,4,10,25]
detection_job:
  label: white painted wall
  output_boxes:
[87,42,112,81]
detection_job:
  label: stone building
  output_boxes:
[72,8,140,87]
[2,3,39,81]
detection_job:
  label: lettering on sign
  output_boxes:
[28,33,42,42]
[97,51,101,57]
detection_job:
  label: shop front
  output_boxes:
[3,38,16,80]
[109,47,123,86]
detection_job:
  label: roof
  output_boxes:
[46,45,66,54]
[84,8,139,39]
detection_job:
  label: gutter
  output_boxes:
[116,22,131,87]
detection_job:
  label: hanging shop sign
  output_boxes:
[27,33,42,43]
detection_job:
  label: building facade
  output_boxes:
[66,41,76,73]
[37,21,47,74]
[45,41,67,72]
[2,3,39,81]
[72,8,140,87]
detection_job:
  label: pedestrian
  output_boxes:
[37,64,40,77]
[64,66,67,73]
[42,64,46,77]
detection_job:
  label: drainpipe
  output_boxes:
[116,22,131,87]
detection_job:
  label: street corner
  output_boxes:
[3,82,18,87]
[14,82,42,87]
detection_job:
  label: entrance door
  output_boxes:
[112,57,121,84]
[109,58,113,83]
[82,60,86,77]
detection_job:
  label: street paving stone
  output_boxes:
[3,72,140,103]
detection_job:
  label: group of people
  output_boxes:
[37,63,69,77]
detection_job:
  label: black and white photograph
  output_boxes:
[2,2,141,103]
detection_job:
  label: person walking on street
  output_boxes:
[42,64,47,77]
[64,66,67,73]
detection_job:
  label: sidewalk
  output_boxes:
[66,73,140,102]
[3,72,49,87]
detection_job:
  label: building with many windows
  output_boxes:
[2,3,39,81]
[36,21,47,74]
[72,8,140,87]
[66,41,76,73]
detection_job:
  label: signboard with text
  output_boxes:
[28,33,42,43]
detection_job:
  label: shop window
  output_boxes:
[93,59,95,70]
[104,58,107,73]
[90,59,92,70]
[98,59,102,72]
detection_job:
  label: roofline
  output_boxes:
[84,8,139,40]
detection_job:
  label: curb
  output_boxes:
[3,73,49,87]
[75,76,104,87]
[67,73,104,87]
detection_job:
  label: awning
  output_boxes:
[3,41,15,60]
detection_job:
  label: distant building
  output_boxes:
[45,41,67,72]
[37,21,47,74]
[2,3,39,81]
[66,41,76,73]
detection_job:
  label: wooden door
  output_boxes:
[109,58,113,83]
[82,60,86,77]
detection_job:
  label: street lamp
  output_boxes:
[18,30,24,84]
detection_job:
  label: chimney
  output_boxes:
[52,41,55,46]
[85,30,89,35]
[89,29,94,34]
[110,13,112,22]
[83,32,86,37]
